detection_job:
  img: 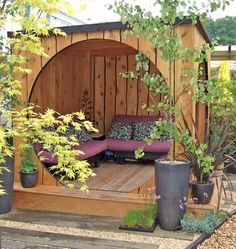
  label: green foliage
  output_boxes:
[20,145,37,173]
[205,16,236,45]
[0,0,95,193]
[113,0,236,182]
[121,204,157,228]
[181,210,229,234]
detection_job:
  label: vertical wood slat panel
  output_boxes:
[27,53,41,99]
[104,30,121,42]
[94,57,105,133]
[90,56,95,123]
[116,56,127,115]
[138,35,156,65]
[71,32,87,44]
[42,36,56,67]
[87,31,103,40]
[121,31,138,50]
[148,62,160,116]
[56,34,72,53]
[105,56,116,132]
[127,55,138,115]
[137,68,148,116]
[174,24,195,156]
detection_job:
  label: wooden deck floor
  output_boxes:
[72,160,155,194]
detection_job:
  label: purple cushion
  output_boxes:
[33,140,108,165]
[75,140,108,160]
[114,115,159,123]
[106,138,170,153]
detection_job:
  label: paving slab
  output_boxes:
[0,230,158,249]
[0,209,192,249]
[0,209,193,241]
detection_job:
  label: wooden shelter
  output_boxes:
[12,21,217,217]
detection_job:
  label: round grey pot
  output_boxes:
[19,170,38,188]
[191,180,214,204]
[0,156,14,214]
[155,160,190,231]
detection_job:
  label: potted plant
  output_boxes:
[178,97,236,205]
[119,204,157,232]
[119,187,157,232]
[19,145,38,188]
[113,0,235,230]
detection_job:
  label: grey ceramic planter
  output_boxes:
[191,180,214,204]
[0,156,14,214]
[19,170,38,188]
[155,160,190,231]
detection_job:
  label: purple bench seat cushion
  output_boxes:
[34,140,108,165]
[106,138,170,153]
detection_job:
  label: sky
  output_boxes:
[73,0,236,24]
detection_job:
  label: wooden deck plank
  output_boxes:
[71,161,154,193]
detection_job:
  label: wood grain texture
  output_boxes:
[116,56,127,115]
[42,36,56,67]
[13,182,148,217]
[72,161,154,193]
[71,32,87,44]
[105,56,116,132]
[127,55,138,115]
[138,35,156,65]
[87,31,103,39]
[104,29,121,42]
[27,52,41,98]
[56,34,72,53]
[121,30,138,50]
[94,57,105,133]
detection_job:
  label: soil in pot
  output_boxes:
[191,180,214,204]
[19,170,38,188]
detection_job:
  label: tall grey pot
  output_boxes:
[155,160,190,231]
[0,156,14,214]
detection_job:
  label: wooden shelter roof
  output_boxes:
[8,19,211,43]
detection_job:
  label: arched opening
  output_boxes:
[30,39,162,133]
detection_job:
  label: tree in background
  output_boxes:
[205,16,236,45]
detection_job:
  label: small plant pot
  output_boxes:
[191,180,214,205]
[19,170,38,188]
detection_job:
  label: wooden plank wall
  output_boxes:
[30,51,160,134]
[18,25,209,187]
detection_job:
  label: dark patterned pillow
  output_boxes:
[133,121,171,141]
[74,128,92,144]
[159,131,171,141]
[133,121,156,141]
[106,122,132,141]
[64,127,91,144]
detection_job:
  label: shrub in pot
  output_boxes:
[19,145,38,188]
[179,109,236,205]
[114,0,235,230]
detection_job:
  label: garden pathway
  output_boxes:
[0,209,192,249]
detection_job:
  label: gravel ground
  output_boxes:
[197,215,236,249]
